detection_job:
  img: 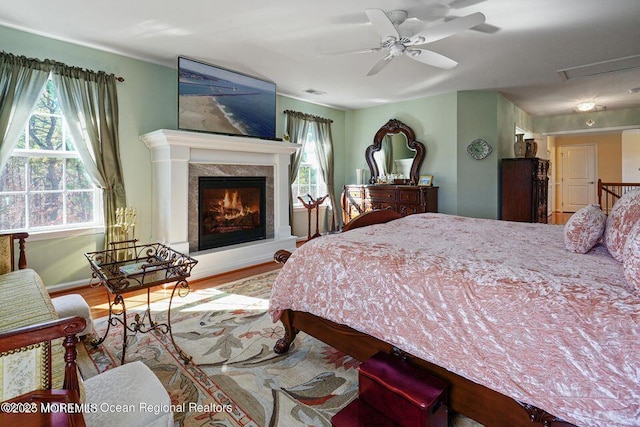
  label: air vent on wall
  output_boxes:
[558,54,640,80]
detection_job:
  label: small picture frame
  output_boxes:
[418,175,433,186]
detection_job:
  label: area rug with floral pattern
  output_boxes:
[78,271,359,427]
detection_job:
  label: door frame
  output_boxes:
[558,143,598,212]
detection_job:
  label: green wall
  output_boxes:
[456,91,499,218]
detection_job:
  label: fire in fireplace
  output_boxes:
[198,176,266,250]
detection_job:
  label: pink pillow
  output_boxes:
[564,204,606,253]
[604,189,640,261]
[622,221,640,293]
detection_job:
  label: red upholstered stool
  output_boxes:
[331,398,397,427]
[358,351,449,427]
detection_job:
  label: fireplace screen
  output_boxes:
[198,176,266,250]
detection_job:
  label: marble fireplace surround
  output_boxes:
[140,129,299,280]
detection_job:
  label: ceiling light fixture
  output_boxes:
[574,103,606,113]
[576,101,596,112]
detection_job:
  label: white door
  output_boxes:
[561,145,596,212]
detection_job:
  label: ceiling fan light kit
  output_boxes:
[353,8,486,76]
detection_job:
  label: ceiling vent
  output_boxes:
[304,88,326,95]
[558,54,640,81]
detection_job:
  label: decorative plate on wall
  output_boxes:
[467,139,493,160]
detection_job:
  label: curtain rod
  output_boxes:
[284,109,333,123]
[1,51,125,82]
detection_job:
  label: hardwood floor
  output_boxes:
[50,261,282,320]
[549,212,573,225]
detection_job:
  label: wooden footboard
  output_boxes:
[274,308,575,427]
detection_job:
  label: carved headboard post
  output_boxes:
[274,249,292,265]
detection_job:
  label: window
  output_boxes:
[0,79,102,233]
[292,127,327,206]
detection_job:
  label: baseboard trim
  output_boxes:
[47,278,93,293]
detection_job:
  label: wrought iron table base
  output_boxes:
[92,278,192,365]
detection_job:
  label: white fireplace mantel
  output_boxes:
[140,129,300,279]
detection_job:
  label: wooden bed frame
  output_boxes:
[273,210,576,427]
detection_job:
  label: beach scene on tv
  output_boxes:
[178,57,276,139]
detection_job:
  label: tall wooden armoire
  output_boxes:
[501,158,549,223]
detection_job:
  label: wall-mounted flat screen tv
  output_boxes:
[178,56,277,140]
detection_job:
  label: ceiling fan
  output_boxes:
[339,9,486,76]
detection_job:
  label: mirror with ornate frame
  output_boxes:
[365,119,426,185]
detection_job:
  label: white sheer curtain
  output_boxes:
[52,66,126,248]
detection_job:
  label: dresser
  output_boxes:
[501,158,549,223]
[341,184,438,224]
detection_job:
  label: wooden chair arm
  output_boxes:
[0,316,86,394]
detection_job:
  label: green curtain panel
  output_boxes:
[284,110,309,225]
[51,66,126,248]
[0,52,52,172]
[313,120,339,231]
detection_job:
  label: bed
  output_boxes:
[268,208,639,427]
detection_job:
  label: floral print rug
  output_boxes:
[78,271,359,427]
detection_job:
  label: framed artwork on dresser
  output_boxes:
[418,175,433,186]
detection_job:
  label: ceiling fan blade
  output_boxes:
[406,49,458,69]
[448,0,487,9]
[407,12,486,45]
[445,15,500,34]
[367,55,394,76]
[319,47,382,57]
[365,9,400,40]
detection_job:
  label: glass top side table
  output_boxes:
[85,240,198,365]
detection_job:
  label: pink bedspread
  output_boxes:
[269,213,639,427]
